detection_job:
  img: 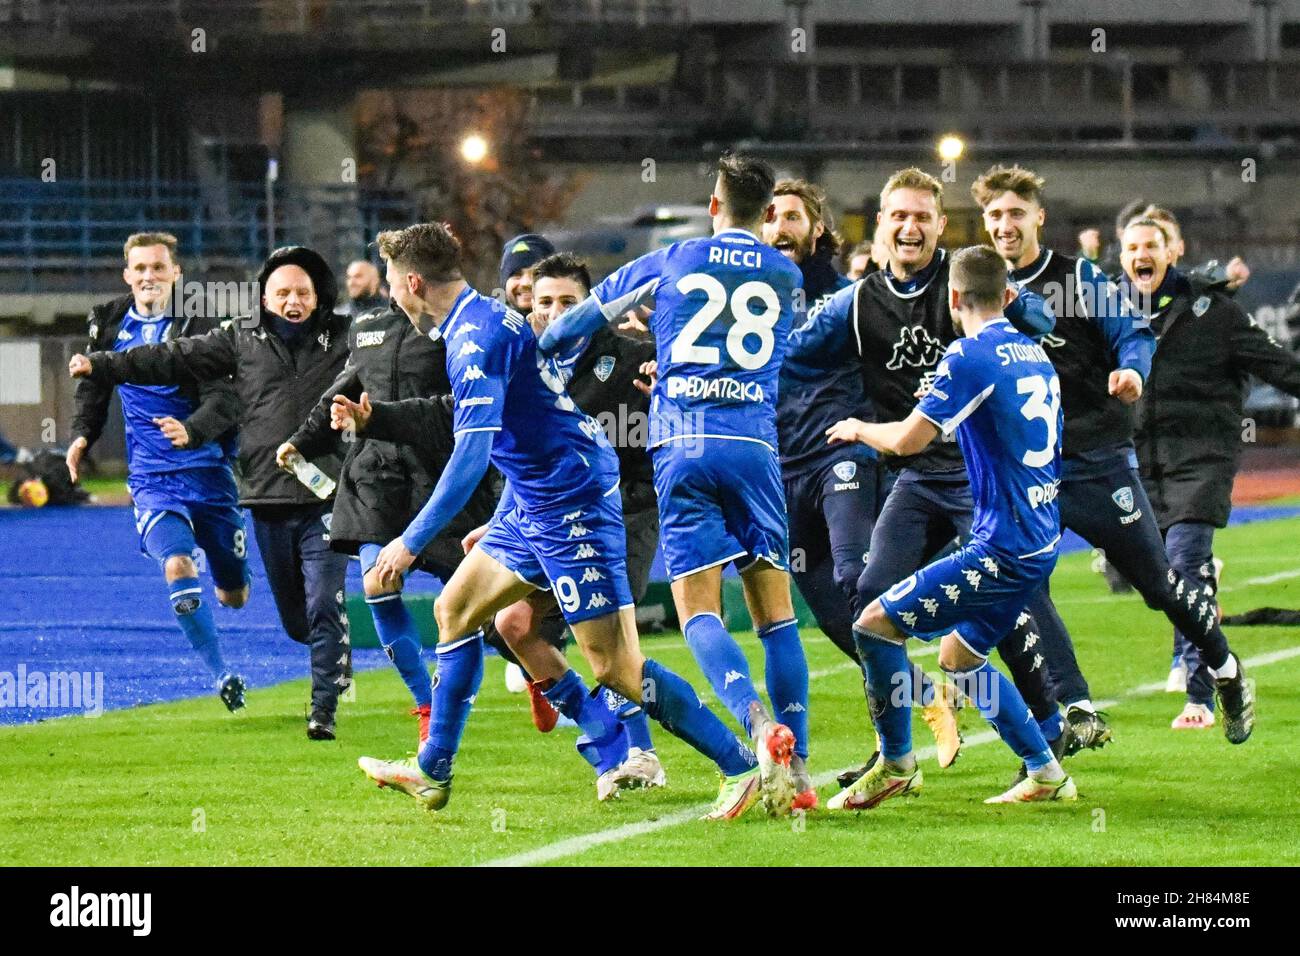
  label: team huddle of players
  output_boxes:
[73,151,1295,821]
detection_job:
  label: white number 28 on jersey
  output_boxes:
[1016,374,1062,467]
[670,273,780,371]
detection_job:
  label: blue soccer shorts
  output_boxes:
[132,470,249,592]
[651,438,790,581]
[476,487,633,626]
[878,539,1057,658]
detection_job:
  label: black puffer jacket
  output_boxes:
[288,303,495,565]
[1136,270,1300,528]
[84,247,351,506]
[564,325,657,492]
[72,294,241,455]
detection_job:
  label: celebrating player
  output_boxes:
[975,165,1256,744]
[348,223,771,820]
[509,252,666,792]
[789,168,1074,788]
[825,245,1077,807]
[763,178,961,776]
[68,232,248,711]
[540,153,811,813]
[71,246,354,740]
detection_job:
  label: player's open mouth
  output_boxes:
[1134,264,1155,281]
[896,237,923,251]
[284,307,305,320]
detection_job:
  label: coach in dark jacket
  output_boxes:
[72,246,355,740]
[1122,219,1300,719]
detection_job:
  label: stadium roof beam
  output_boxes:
[720,139,1297,161]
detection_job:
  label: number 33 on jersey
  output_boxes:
[588,228,803,451]
[914,319,1064,560]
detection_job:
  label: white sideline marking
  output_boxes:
[1233,567,1300,588]
[1054,565,1300,605]
[479,645,1299,868]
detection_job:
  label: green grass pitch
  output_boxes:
[4,516,1299,866]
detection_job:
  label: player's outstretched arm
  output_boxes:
[75,325,240,388]
[538,248,668,355]
[537,295,608,353]
[788,280,855,363]
[179,374,242,450]
[290,360,362,460]
[358,394,455,458]
[826,409,938,457]
[371,429,494,587]
[1081,258,1155,384]
[1004,286,1056,340]
[1228,303,1300,398]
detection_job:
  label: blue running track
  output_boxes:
[2,502,1298,725]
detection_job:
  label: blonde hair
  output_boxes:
[880,167,944,214]
[123,232,179,264]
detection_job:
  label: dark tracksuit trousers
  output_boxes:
[250,502,351,720]
[1032,459,1230,706]
[785,455,891,661]
[1164,521,1218,708]
[854,469,1062,723]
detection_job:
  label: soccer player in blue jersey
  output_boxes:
[344,223,767,820]
[824,245,1078,807]
[975,165,1255,745]
[539,153,809,815]
[67,232,249,710]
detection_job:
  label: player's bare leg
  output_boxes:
[671,564,797,816]
[357,546,534,811]
[494,595,564,731]
[569,606,761,819]
[215,583,250,609]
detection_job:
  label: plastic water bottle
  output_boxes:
[284,451,336,499]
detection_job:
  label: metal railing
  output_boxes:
[0,179,419,291]
[0,0,690,30]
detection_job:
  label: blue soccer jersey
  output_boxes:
[588,229,803,450]
[438,286,621,515]
[914,318,1063,560]
[113,306,229,477]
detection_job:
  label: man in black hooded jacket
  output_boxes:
[279,302,496,745]
[71,246,354,740]
[1121,218,1300,730]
